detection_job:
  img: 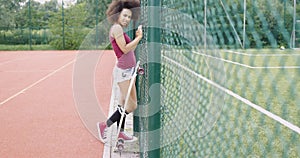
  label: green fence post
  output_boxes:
[95,0,99,49]
[28,0,32,50]
[147,0,161,157]
[62,0,65,50]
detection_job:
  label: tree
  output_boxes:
[78,0,111,27]
[49,2,89,49]
[40,0,59,27]
[0,0,26,28]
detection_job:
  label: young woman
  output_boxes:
[97,0,142,143]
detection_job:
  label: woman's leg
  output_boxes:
[118,79,137,113]
[98,67,138,142]
[104,79,137,131]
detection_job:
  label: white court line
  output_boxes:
[163,55,300,135]
[0,53,70,66]
[0,57,76,105]
[192,51,300,69]
[225,50,300,57]
[0,57,30,66]
[1,70,54,73]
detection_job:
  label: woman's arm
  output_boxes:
[111,24,143,54]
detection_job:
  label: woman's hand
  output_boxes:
[135,25,143,40]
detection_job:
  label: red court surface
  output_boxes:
[0,50,115,158]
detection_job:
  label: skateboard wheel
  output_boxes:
[138,67,144,75]
[116,139,124,151]
[117,144,124,151]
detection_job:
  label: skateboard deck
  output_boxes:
[114,137,139,153]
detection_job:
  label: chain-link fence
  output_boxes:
[137,0,300,157]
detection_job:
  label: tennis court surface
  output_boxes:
[0,50,114,158]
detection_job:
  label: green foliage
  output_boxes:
[82,0,111,27]
[49,2,90,50]
[0,44,54,50]
[0,0,110,50]
[175,0,298,49]
[0,28,53,45]
[0,0,26,28]
[1,0,299,50]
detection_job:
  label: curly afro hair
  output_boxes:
[106,0,141,23]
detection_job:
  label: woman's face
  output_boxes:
[117,8,132,27]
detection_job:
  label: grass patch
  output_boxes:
[0,44,113,51]
[0,44,55,51]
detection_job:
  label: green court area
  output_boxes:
[220,49,300,124]
[160,48,300,157]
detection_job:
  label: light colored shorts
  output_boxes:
[113,66,135,83]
